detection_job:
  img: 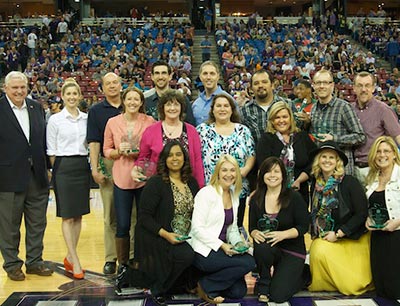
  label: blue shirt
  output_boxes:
[192,86,233,126]
[200,39,212,55]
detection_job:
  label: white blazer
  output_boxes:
[189,185,242,257]
[366,163,400,231]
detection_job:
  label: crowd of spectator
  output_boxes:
[211,14,399,108]
[0,11,194,111]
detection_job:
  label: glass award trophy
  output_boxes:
[233,227,250,253]
[257,214,279,233]
[368,203,389,229]
[136,158,156,181]
[171,215,191,241]
[120,132,139,154]
[316,214,335,238]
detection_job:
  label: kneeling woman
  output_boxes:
[132,141,199,304]
[308,141,374,295]
[249,157,309,303]
[189,155,255,304]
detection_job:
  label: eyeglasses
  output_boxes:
[314,81,333,86]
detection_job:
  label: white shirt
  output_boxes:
[46,108,88,156]
[57,21,68,34]
[7,96,30,141]
[27,32,37,49]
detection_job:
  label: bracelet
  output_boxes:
[335,231,340,239]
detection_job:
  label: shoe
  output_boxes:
[258,294,270,303]
[103,261,116,275]
[63,258,73,273]
[64,258,86,274]
[115,264,130,292]
[73,271,85,279]
[7,268,25,281]
[152,295,167,306]
[26,264,53,276]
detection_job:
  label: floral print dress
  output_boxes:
[197,122,255,198]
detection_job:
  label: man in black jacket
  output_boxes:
[0,71,53,281]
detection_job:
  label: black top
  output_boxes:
[249,191,309,255]
[145,92,196,126]
[135,175,199,292]
[86,99,122,155]
[310,175,368,240]
[256,131,316,198]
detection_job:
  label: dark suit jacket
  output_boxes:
[0,96,48,192]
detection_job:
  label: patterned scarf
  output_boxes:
[277,132,295,187]
[311,174,344,237]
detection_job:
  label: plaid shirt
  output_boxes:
[240,95,296,144]
[310,97,366,175]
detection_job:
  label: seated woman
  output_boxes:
[308,141,374,295]
[119,141,199,304]
[365,136,400,300]
[189,155,255,304]
[249,157,309,303]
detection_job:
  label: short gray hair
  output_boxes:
[5,71,28,86]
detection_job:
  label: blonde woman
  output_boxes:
[189,155,255,304]
[47,79,90,279]
[365,136,400,299]
[256,101,316,202]
[308,141,373,295]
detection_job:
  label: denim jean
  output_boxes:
[113,184,143,238]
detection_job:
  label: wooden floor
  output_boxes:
[0,190,107,304]
[0,190,312,304]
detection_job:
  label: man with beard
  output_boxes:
[310,69,365,175]
[240,69,297,194]
[240,69,296,145]
[144,60,195,125]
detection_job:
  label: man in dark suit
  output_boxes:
[0,71,53,281]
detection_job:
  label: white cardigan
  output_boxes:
[366,163,400,231]
[189,185,242,257]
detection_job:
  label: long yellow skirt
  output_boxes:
[308,232,375,295]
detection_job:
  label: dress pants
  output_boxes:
[0,170,49,272]
[99,158,117,262]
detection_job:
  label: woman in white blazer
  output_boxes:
[189,155,255,304]
[365,136,400,300]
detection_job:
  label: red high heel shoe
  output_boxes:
[63,258,73,273]
[64,258,85,279]
[73,271,85,279]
